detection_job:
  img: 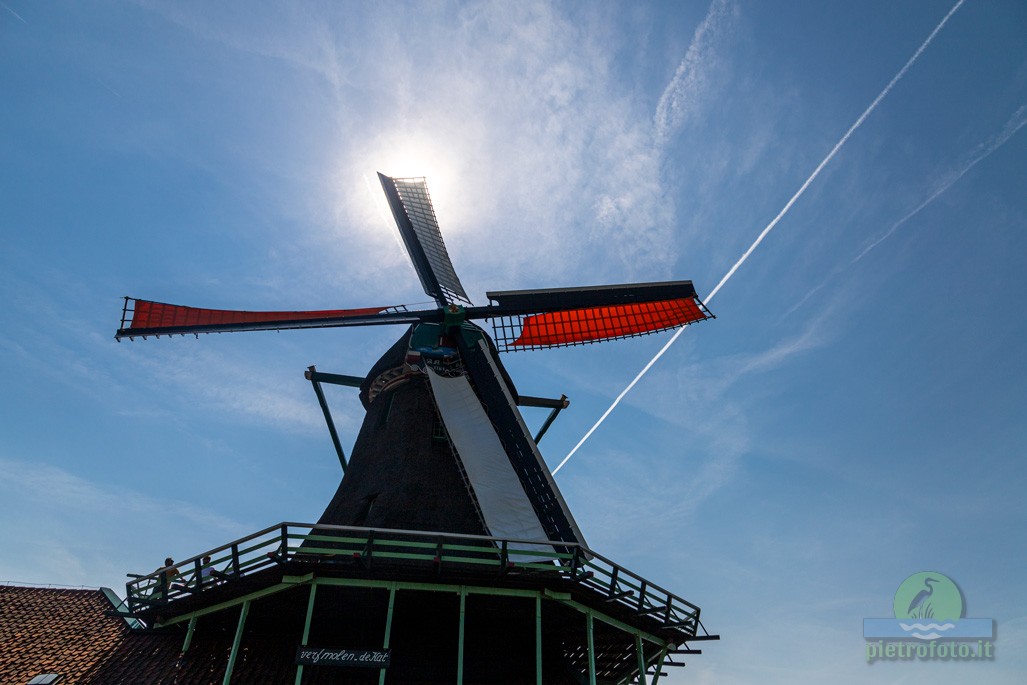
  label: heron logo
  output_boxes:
[864,571,994,663]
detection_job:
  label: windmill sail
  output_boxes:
[426,368,552,557]
[456,331,586,547]
[116,298,419,340]
[482,281,712,351]
[379,173,472,306]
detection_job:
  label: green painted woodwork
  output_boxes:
[535,594,543,685]
[457,589,467,685]
[222,600,250,685]
[586,612,596,685]
[379,586,396,685]
[182,616,196,653]
[128,523,701,641]
[635,633,648,685]
[650,645,669,684]
[294,583,319,685]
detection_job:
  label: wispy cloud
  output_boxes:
[556,0,967,474]
[0,457,248,589]
[855,102,1027,262]
[134,2,724,292]
[654,0,735,143]
[785,101,1027,319]
[0,458,243,533]
[123,343,349,434]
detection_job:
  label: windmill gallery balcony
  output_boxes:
[117,522,717,684]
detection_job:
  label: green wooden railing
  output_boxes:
[126,522,700,636]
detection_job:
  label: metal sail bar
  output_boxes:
[379,173,472,307]
[116,298,419,340]
[480,281,713,352]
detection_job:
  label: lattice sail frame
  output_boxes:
[489,296,713,352]
[116,298,412,340]
[388,176,472,306]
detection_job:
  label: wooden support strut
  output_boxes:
[586,612,597,685]
[182,616,197,654]
[294,582,318,685]
[535,594,543,685]
[635,633,648,685]
[457,589,467,685]
[222,600,250,685]
[650,644,669,685]
[520,394,569,444]
[305,366,349,473]
[378,586,396,685]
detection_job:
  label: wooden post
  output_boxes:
[634,633,648,685]
[457,588,467,685]
[379,586,396,685]
[535,593,543,685]
[222,600,250,685]
[586,612,596,685]
[294,582,318,685]
[181,616,197,653]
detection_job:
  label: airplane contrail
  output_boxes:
[552,0,966,476]
[1,2,27,23]
[855,103,1027,263]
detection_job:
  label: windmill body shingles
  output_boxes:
[318,329,488,536]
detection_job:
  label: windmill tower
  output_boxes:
[113,174,718,684]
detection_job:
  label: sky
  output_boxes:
[1,1,1026,683]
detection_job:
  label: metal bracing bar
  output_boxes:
[222,600,250,685]
[379,585,397,685]
[586,612,597,685]
[306,366,348,473]
[305,369,365,387]
[182,616,197,653]
[533,395,568,444]
[457,589,467,685]
[294,582,319,685]
[517,395,569,409]
[535,594,543,685]
[635,633,647,685]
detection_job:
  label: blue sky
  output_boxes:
[2,1,1025,682]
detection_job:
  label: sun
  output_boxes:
[374,136,458,215]
[339,131,468,251]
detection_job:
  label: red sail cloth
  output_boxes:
[129,300,389,330]
[512,297,706,348]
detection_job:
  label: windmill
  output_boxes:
[115,174,718,684]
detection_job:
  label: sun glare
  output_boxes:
[376,138,457,209]
[345,132,468,256]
